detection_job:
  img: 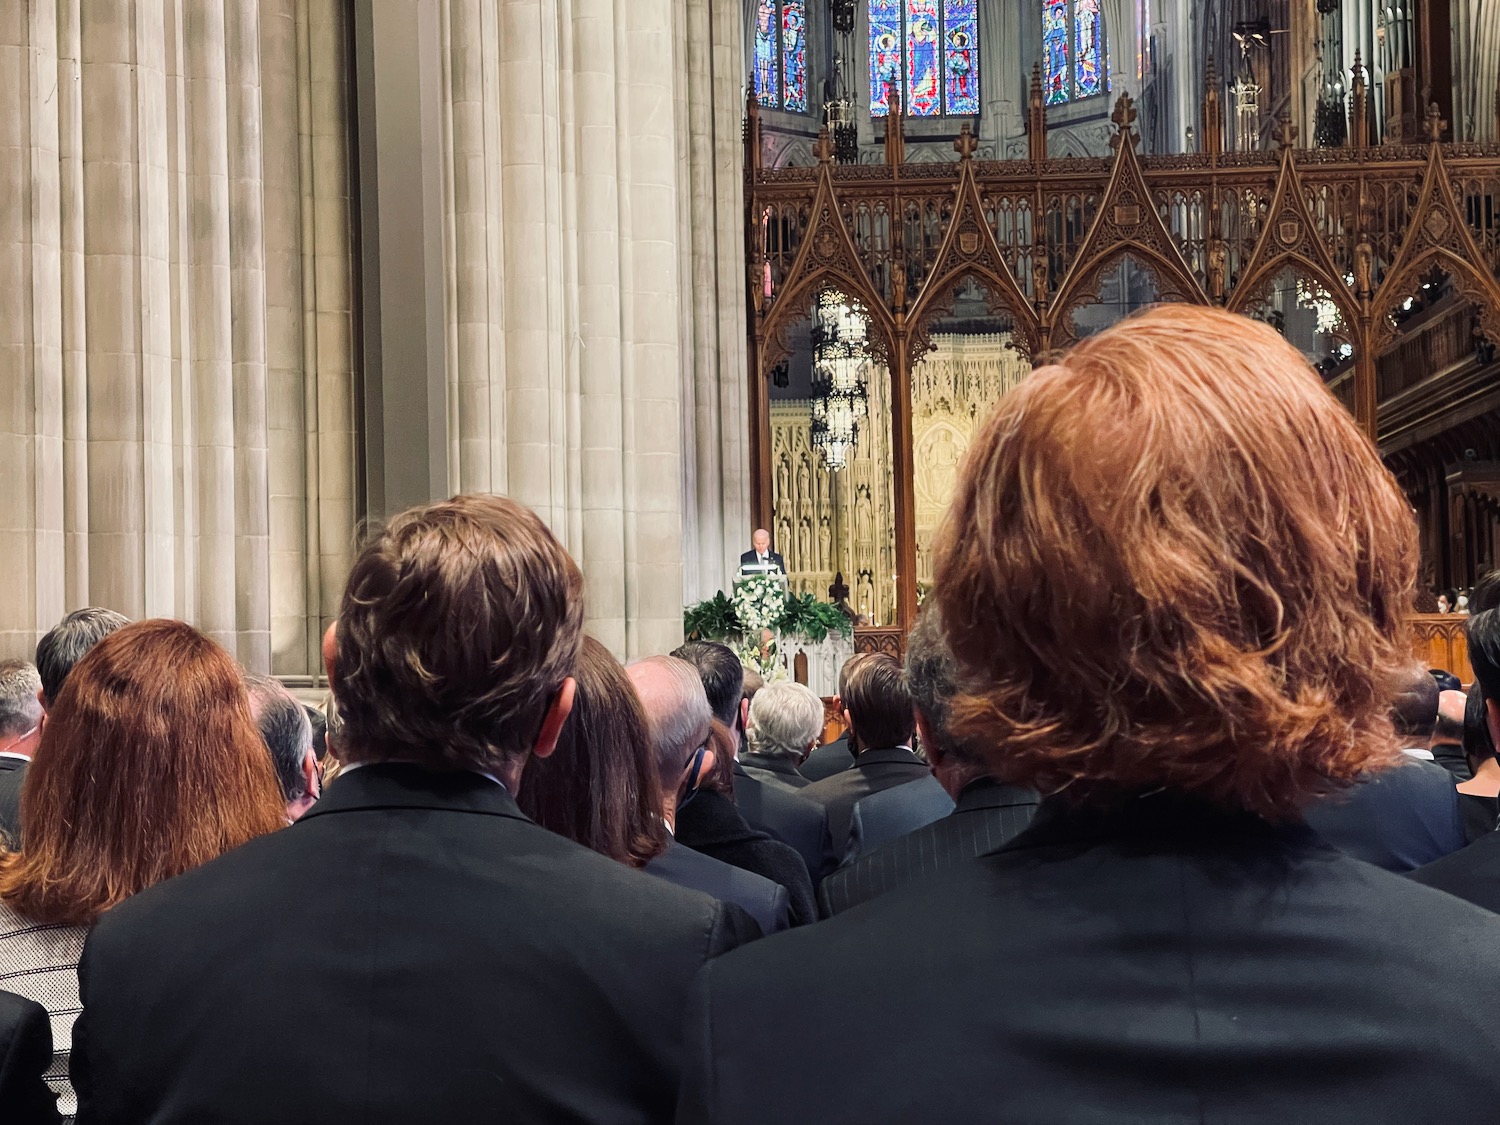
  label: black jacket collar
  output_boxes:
[954,777,1041,813]
[301,762,531,824]
[675,789,767,849]
[854,746,925,769]
[739,753,804,780]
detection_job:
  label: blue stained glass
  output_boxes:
[943,0,978,114]
[869,0,902,115]
[1043,0,1070,105]
[754,0,779,108]
[1075,0,1102,98]
[905,0,942,116]
[782,0,807,111]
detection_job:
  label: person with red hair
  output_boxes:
[679,306,1500,1124]
[0,619,287,1118]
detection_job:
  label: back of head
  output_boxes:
[35,606,128,708]
[1390,665,1439,743]
[903,606,972,761]
[1469,610,1500,702]
[335,494,585,773]
[671,641,744,726]
[1434,690,1467,748]
[1471,571,1500,616]
[934,305,1418,819]
[245,674,314,802]
[0,662,42,740]
[518,637,666,867]
[0,620,286,926]
[842,653,914,750]
[1465,683,1497,764]
[628,656,713,790]
[747,681,824,760]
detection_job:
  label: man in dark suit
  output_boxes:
[737,528,785,575]
[630,656,797,933]
[798,657,861,782]
[674,642,837,886]
[70,495,751,1124]
[841,776,954,864]
[0,663,43,849]
[820,609,1039,916]
[1412,610,1500,909]
[0,990,60,1125]
[1303,665,1467,871]
[679,307,1500,1124]
[800,653,930,857]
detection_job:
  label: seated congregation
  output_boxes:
[4,307,1500,1123]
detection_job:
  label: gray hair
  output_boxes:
[35,606,129,707]
[747,681,824,760]
[0,661,43,740]
[627,656,712,787]
[245,673,313,801]
[904,605,976,762]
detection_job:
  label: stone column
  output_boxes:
[0,1,358,671]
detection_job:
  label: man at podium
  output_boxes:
[738,528,786,576]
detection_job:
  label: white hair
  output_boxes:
[0,661,43,739]
[747,681,824,760]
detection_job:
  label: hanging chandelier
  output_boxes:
[810,288,870,471]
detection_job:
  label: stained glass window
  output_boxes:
[1042,0,1108,105]
[754,0,807,113]
[868,0,980,117]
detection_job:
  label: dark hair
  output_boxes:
[1439,588,1460,609]
[1430,669,1463,694]
[843,653,915,750]
[335,494,585,772]
[0,621,286,926]
[1390,665,1439,741]
[305,706,329,761]
[671,642,744,726]
[245,675,313,802]
[35,607,129,707]
[902,607,973,760]
[517,637,667,868]
[1472,571,1500,616]
[1470,610,1500,702]
[934,306,1417,819]
[1465,683,1497,766]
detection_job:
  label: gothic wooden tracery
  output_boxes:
[745,75,1500,630]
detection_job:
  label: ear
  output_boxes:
[530,678,577,761]
[739,697,750,732]
[321,620,339,689]
[35,689,46,730]
[699,747,717,780]
[302,749,320,798]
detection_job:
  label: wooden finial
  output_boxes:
[1272,111,1298,149]
[1027,62,1047,162]
[814,128,834,164]
[1424,101,1447,143]
[1349,50,1368,150]
[954,123,978,160]
[883,80,905,168]
[1109,92,1138,150]
[1202,53,1223,157]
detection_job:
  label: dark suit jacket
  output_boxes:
[645,840,789,937]
[71,764,752,1125]
[800,746,932,858]
[1303,758,1468,872]
[0,757,26,849]
[674,790,815,925]
[798,737,854,782]
[0,990,61,1125]
[819,779,1040,917]
[738,753,810,790]
[1412,828,1500,912]
[680,794,1500,1125]
[841,774,955,864]
[737,549,785,574]
[732,764,836,886]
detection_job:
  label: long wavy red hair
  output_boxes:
[0,619,287,925]
[933,305,1418,819]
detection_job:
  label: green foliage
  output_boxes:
[683,588,852,644]
[683,591,741,641]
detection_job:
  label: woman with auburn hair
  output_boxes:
[518,636,669,869]
[676,306,1500,1125]
[0,619,286,1117]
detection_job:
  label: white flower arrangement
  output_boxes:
[734,638,788,683]
[732,574,788,634]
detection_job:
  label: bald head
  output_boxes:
[627,656,712,789]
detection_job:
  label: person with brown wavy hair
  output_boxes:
[678,306,1500,1125]
[0,619,286,1118]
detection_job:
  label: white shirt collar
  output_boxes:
[0,751,29,764]
[1401,747,1436,761]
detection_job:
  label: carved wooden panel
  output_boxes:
[1412,614,1474,684]
[854,626,905,660]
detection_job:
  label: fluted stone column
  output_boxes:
[0,1,358,672]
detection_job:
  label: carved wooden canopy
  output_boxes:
[744,85,1500,628]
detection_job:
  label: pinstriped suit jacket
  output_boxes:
[817,779,1040,917]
